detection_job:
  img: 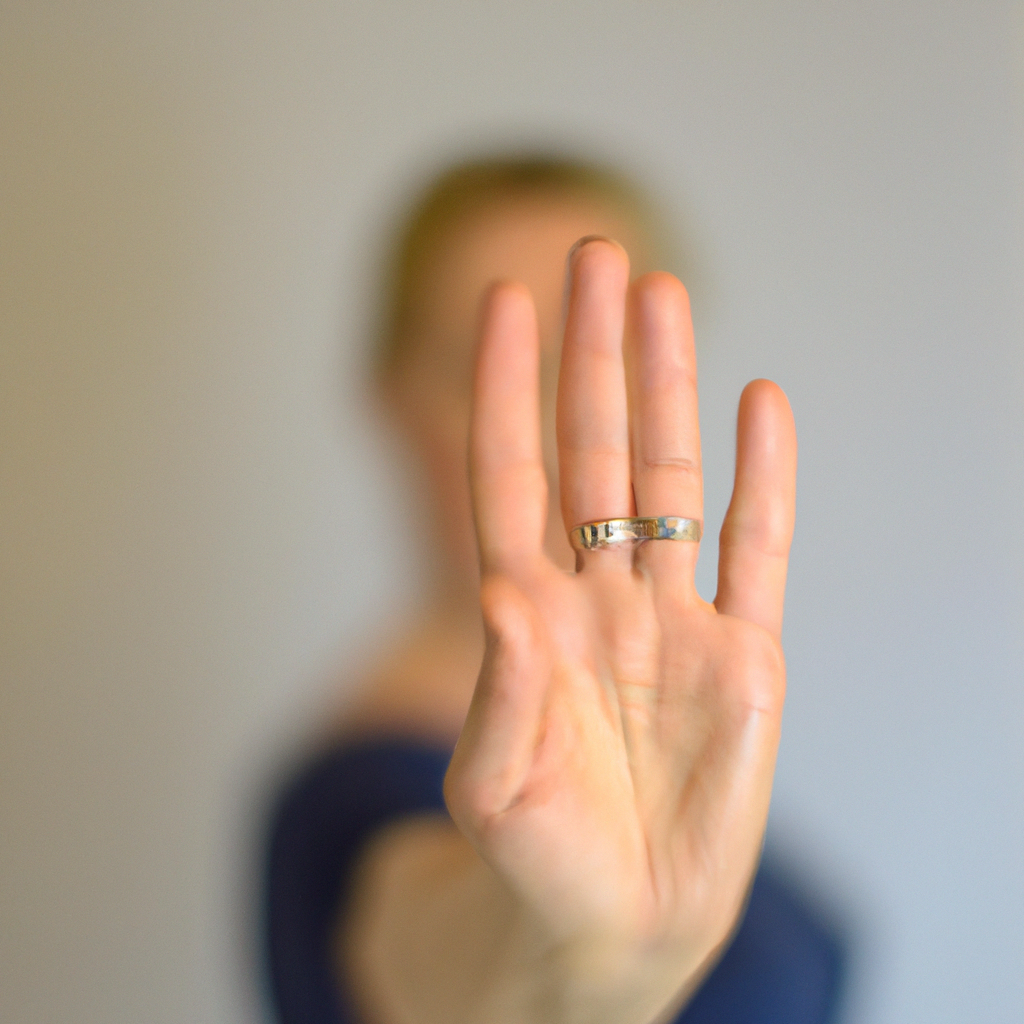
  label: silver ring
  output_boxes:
[569,516,702,551]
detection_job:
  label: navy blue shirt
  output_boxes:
[264,739,845,1024]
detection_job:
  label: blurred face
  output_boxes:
[384,192,647,597]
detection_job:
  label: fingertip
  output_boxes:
[744,377,783,394]
[627,272,695,365]
[566,234,631,285]
[567,233,629,262]
[738,379,797,463]
[474,279,538,370]
[479,278,534,324]
[631,270,691,310]
[740,379,789,415]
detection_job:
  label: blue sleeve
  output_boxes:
[264,739,451,1024]
[262,740,845,1024]
[679,865,846,1024]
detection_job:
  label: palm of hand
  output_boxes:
[445,240,797,990]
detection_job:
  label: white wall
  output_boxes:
[2,3,1021,1022]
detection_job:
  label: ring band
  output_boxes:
[569,516,702,551]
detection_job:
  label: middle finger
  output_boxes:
[556,237,634,541]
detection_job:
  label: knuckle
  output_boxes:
[479,572,514,624]
[478,572,538,651]
[443,765,486,831]
[719,505,792,561]
[443,765,508,836]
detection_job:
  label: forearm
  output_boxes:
[338,817,705,1024]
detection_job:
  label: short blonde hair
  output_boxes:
[374,155,673,379]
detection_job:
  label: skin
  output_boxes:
[337,198,798,1024]
[340,195,649,742]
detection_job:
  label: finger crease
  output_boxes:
[640,454,700,472]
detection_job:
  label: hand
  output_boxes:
[444,239,797,1019]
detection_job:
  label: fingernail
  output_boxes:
[566,234,614,266]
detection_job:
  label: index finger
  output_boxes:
[469,281,548,575]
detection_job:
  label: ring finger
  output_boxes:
[625,272,703,583]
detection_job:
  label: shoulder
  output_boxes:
[263,737,457,1024]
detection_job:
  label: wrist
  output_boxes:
[479,903,707,1024]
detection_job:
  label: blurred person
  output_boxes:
[264,158,845,1024]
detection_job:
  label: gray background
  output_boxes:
[2,2,1021,1022]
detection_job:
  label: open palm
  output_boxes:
[444,238,798,1009]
